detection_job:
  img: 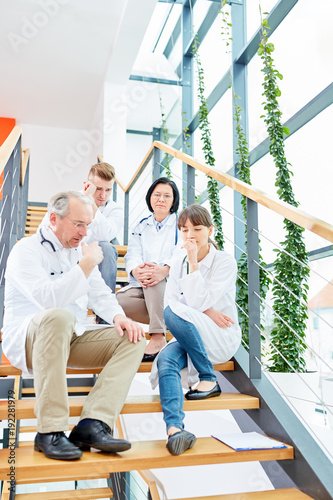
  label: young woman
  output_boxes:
[116,177,180,361]
[152,205,241,456]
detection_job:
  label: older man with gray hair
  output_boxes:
[2,191,146,461]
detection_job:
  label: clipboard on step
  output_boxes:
[211,431,287,451]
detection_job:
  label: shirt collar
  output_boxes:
[152,213,171,231]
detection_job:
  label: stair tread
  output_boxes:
[15,486,113,500]
[0,437,293,482]
[171,489,314,500]
[0,360,234,376]
[0,393,259,419]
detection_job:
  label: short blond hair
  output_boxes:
[88,162,115,181]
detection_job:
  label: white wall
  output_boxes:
[20,121,104,203]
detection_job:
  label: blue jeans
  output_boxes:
[157,306,217,431]
[98,241,118,293]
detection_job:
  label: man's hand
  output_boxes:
[83,181,98,215]
[79,242,104,278]
[203,309,234,328]
[114,314,146,343]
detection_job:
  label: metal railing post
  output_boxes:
[182,2,194,207]
[113,181,117,203]
[247,197,261,379]
[153,129,161,180]
[124,191,130,245]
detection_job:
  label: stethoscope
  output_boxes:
[182,252,216,279]
[132,214,178,245]
[39,228,63,275]
[40,228,56,252]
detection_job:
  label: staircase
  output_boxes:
[0,205,325,499]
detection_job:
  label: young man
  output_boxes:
[83,162,123,295]
[41,162,123,295]
[2,191,146,461]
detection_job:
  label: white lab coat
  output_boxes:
[149,244,242,389]
[2,227,125,376]
[123,213,179,289]
[39,198,124,244]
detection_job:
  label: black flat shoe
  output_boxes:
[142,351,159,362]
[34,431,82,460]
[69,420,131,453]
[185,382,222,400]
[167,430,197,455]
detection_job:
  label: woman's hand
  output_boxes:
[203,308,235,328]
[131,263,152,288]
[143,263,170,287]
[181,238,198,273]
[131,263,169,288]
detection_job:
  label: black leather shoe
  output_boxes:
[185,382,222,400]
[34,432,82,460]
[142,352,159,362]
[69,420,131,453]
[167,430,196,455]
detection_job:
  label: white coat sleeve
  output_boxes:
[178,253,237,311]
[124,228,144,275]
[85,203,124,243]
[87,266,125,323]
[164,253,184,307]
[6,243,89,310]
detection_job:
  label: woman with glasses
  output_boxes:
[116,177,180,361]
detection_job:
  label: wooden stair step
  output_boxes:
[114,245,127,256]
[14,472,111,485]
[171,489,314,500]
[27,206,47,212]
[14,486,113,500]
[0,360,234,377]
[19,425,76,434]
[0,393,259,420]
[0,437,293,482]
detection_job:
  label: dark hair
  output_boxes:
[177,204,213,229]
[145,177,180,214]
[177,204,218,248]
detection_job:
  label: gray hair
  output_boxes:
[48,191,93,218]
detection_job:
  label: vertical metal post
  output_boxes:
[109,471,131,500]
[247,197,261,379]
[231,0,248,262]
[152,127,161,180]
[182,2,194,207]
[123,191,130,245]
[1,158,14,289]
[113,181,118,203]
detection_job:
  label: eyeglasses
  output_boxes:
[151,193,172,200]
[64,218,92,230]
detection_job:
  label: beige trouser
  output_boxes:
[116,279,166,335]
[25,308,146,433]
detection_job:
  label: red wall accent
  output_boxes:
[0,117,16,201]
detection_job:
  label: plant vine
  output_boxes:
[258,8,310,372]
[192,35,224,250]
[220,2,271,345]
[158,91,172,179]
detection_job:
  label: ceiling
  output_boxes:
[0,0,159,129]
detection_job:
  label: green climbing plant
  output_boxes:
[258,8,310,372]
[158,91,172,179]
[192,36,224,250]
[220,2,271,345]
